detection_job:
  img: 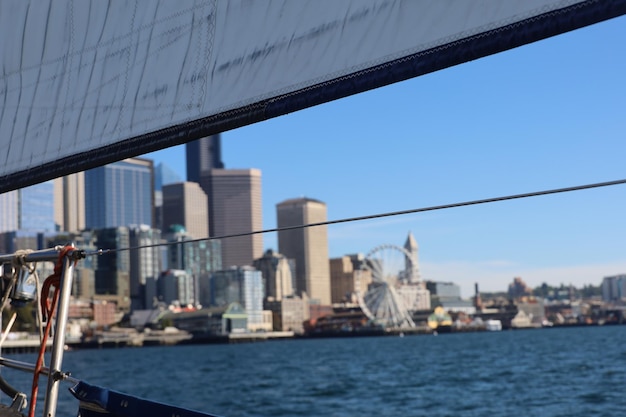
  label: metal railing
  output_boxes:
[0,246,84,417]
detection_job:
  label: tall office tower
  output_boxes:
[18,181,56,232]
[155,162,182,191]
[93,227,131,311]
[162,225,222,307]
[162,182,209,239]
[206,169,263,268]
[253,249,294,301]
[0,190,18,232]
[54,173,85,232]
[1,182,57,252]
[186,134,224,182]
[129,225,162,311]
[154,163,181,231]
[404,231,420,283]
[84,158,154,229]
[163,226,222,273]
[276,197,331,305]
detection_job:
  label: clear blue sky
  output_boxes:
[146,15,626,297]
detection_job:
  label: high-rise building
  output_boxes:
[154,163,182,232]
[204,169,263,268]
[210,266,264,330]
[19,181,56,232]
[155,163,182,191]
[93,227,131,311]
[0,231,50,254]
[129,225,162,310]
[253,249,294,301]
[186,134,262,268]
[84,158,154,229]
[54,173,85,232]
[0,190,18,233]
[0,182,56,249]
[162,226,222,307]
[162,182,209,239]
[186,134,224,182]
[276,197,331,305]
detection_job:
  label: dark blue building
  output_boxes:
[85,158,154,229]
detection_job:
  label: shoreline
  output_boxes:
[2,322,623,354]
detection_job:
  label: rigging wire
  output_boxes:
[88,178,626,257]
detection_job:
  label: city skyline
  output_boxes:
[145,15,626,298]
[0,16,624,300]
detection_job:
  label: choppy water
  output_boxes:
[3,325,626,417]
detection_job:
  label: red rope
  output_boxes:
[28,246,74,417]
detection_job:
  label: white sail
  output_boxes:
[1,0,624,191]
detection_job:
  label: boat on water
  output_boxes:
[485,319,503,331]
[1,3,623,417]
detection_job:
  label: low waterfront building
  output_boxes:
[510,310,534,328]
[167,303,247,336]
[427,280,474,313]
[438,298,476,315]
[516,299,545,325]
[248,310,273,333]
[302,311,383,336]
[265,295,309,333]
[91,298,121,328]
[309,302,333,322]
[397,283,431,311]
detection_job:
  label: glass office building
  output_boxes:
[19,181,56,232]
[85,158,154,229]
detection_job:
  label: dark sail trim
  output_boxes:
[2,0,625,193]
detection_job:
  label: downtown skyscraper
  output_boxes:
[0,181,55,233]
[162,182,209,239]
[186,134,224,182]
[186,135,263,268]
[84,158,154,229]
[276,197,331,305]
[54,172,85,232]
[206,168,263,268]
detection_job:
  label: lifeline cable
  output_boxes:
[86,177,626,257]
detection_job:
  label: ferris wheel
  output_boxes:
[358,244,416,329]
